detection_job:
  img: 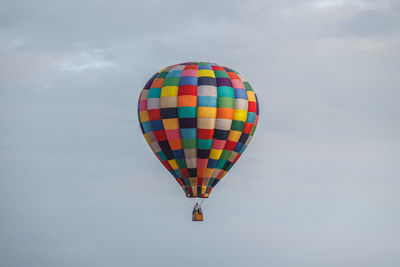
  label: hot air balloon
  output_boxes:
[138,62,259,221]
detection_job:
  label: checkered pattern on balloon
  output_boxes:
[138,62,259,198]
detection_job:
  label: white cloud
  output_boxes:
[309,0,393,9]
[58,49,116,72]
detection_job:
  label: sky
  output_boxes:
[1,0,400,266]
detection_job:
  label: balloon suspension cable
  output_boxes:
[202,178,227,211]
[186,197,206,210]
[185,177,229,211]
[185,196,194,208]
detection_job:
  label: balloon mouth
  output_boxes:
[186,195,209,198]
[183,186,212,198]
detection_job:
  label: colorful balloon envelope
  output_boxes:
[138,62,259,198]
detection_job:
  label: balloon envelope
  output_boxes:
[138,62,259,198]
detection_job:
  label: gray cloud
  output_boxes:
[1,0,400,266]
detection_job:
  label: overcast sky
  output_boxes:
[1,0,400,266]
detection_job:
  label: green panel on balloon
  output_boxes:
[217,97,234,108]
[163,77,180,87]
[198,139,213,149]
[214,70,230,78]
[231,120,245,131]
[217,86,235,98]
[182,139,196,149]
[178,107,196,118]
